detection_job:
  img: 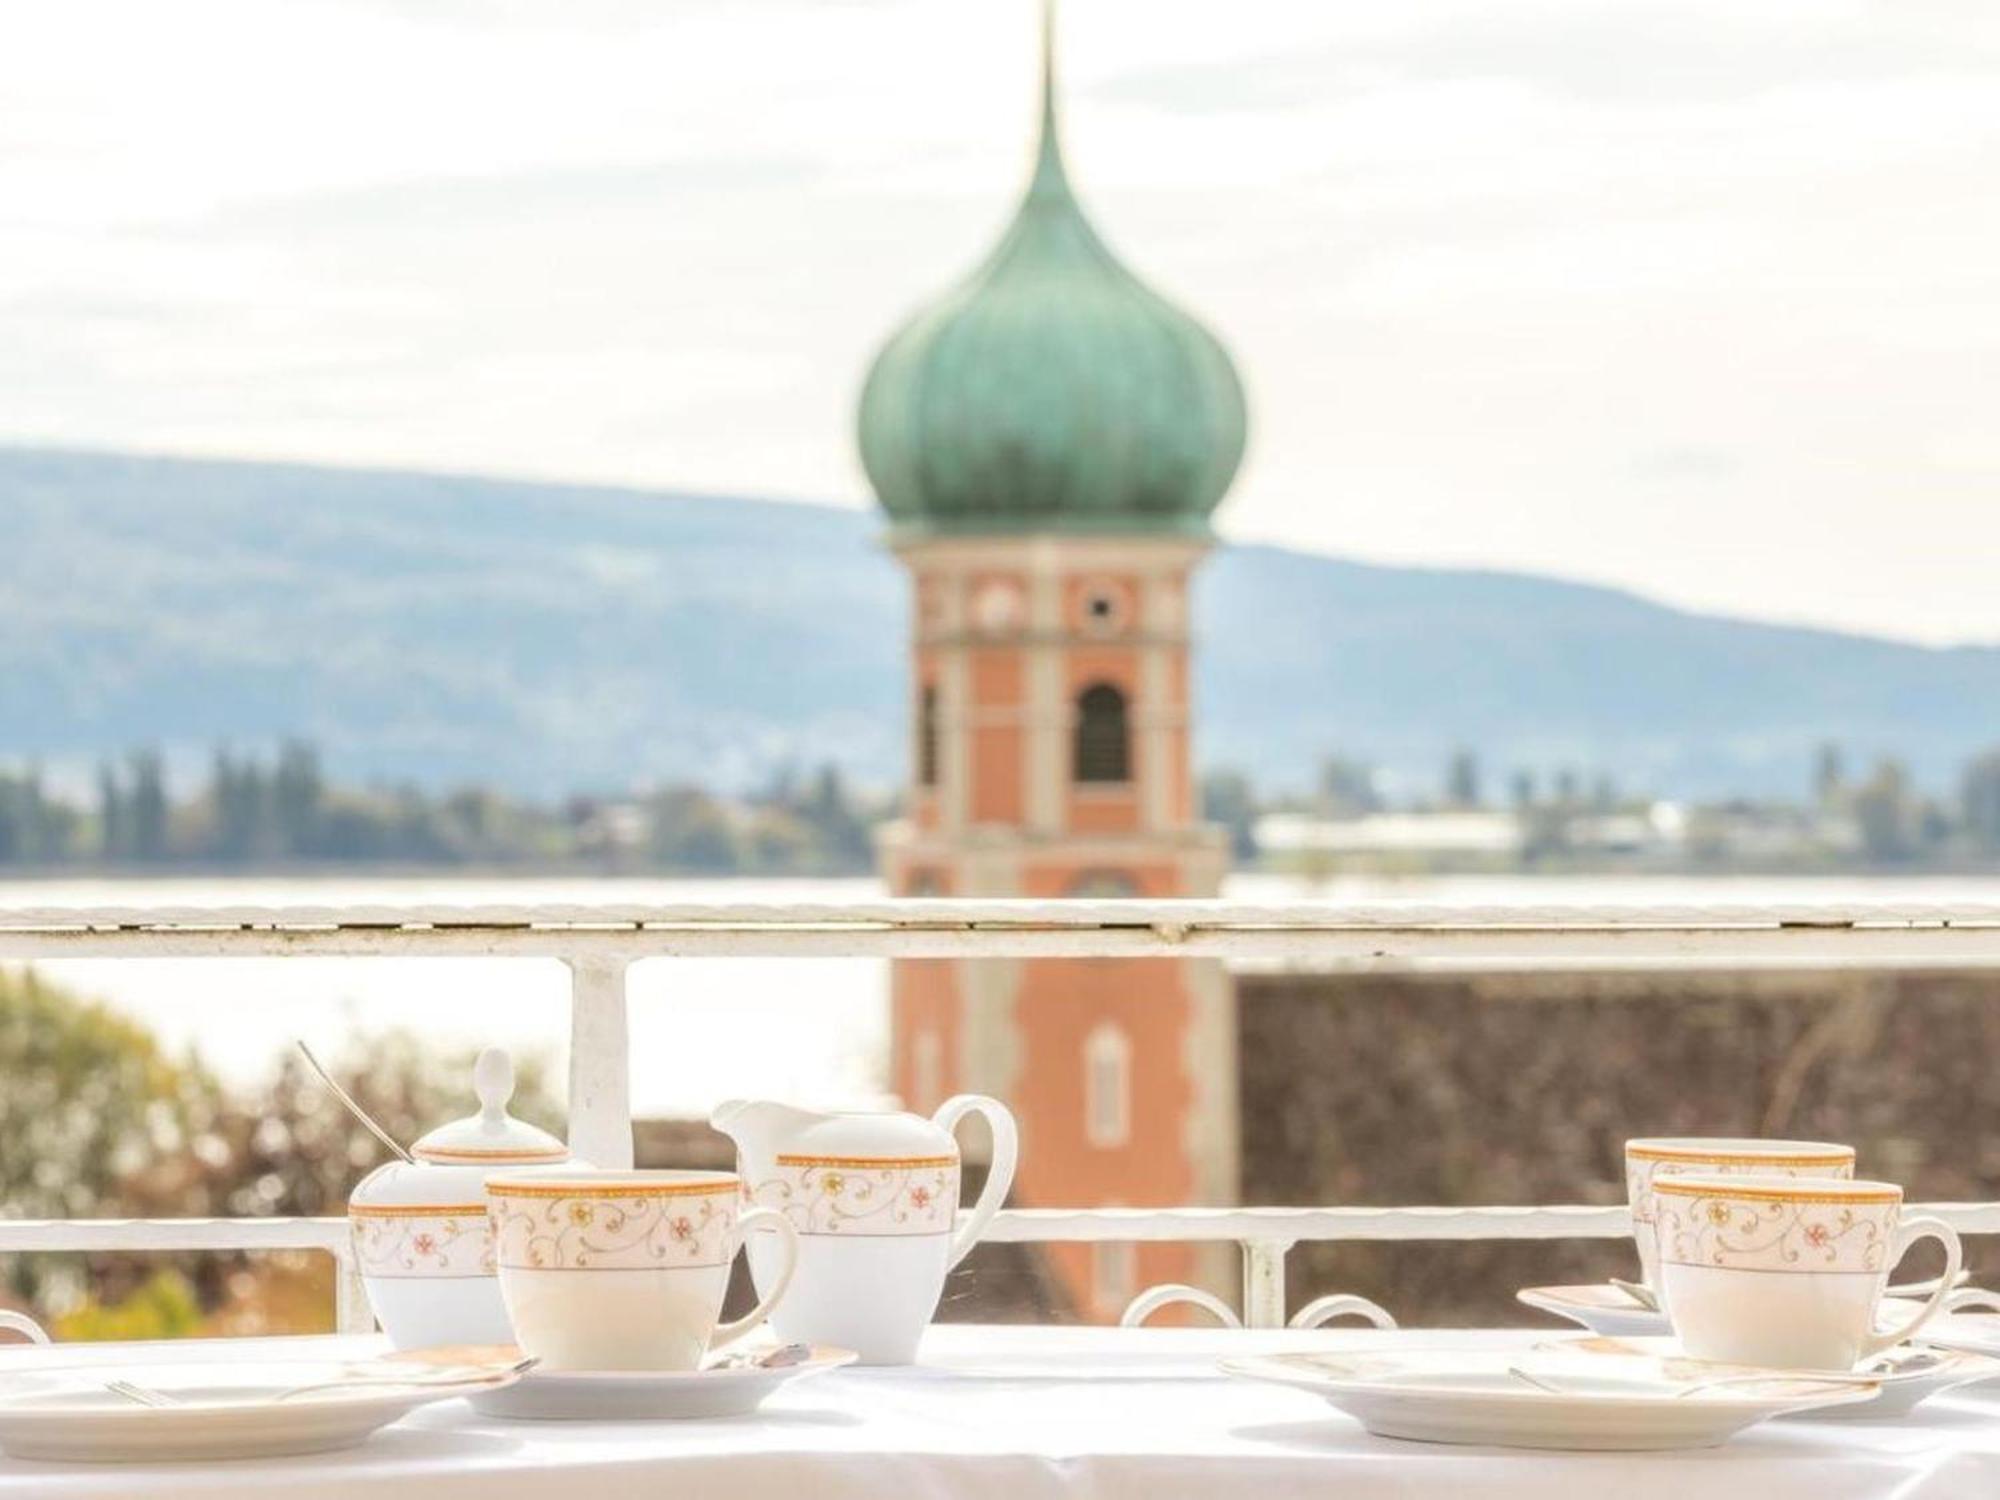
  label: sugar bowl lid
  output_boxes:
[411,1047,566,1164]
[351,1048,569,1216]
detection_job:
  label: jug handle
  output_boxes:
[933,1094,1019,1270]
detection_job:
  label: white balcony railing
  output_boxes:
[5,897,2000,1334]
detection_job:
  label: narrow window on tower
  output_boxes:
[913,1029,943,1111]
[1068,870,1139,898]
[918,683,939,787]
[1073,682,1130,783]
[1092,1239,1136,1316]
[1084,1023,1131,1149]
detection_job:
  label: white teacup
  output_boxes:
[1654,1173,1961,1371]
[487,1169,799,1372]
[1624,1137,1854,1292]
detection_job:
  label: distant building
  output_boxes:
[1258,811,1527,860]
[857,5,1247,1315]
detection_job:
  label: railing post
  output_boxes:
[564,956,634,1170]
[332,1241,373,1336]
[1240,1237,1293,1328]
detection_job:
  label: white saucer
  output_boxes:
[1516,1284,1670,1338]
[1223,1347,1873,1450]
[1518,1283,1956,1343]
[0,1357,518,1463]
[1543,1335,2000,1421]
[1914,1311,2000,1359]
[469,1346,856,1421]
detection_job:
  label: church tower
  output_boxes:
[857,3,1247,1317]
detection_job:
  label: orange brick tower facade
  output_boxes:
[856,5,1247,1317]
[876,543,1236,1314]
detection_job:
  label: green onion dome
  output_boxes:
[857,8,1247,539]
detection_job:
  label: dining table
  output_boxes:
[0,1322,1996,1498]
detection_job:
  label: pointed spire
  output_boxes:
[855,0,1246,539]
[1029,0,1068,195]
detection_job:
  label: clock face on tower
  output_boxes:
[1078,578,1132,636]
[972,578,1026,634]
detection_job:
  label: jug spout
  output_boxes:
[708,1098,824,1149]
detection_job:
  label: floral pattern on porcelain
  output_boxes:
[1655,1183,1898,1274]
[749,1155,959,1236]
[351,1207,494,1279]
[488,1184,739,1271]
[1624,1146,1853,1238]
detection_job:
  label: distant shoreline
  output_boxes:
[0,864,879,883]
[10,859,2000,883]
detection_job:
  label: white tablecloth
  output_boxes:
[2,1325,1997,1498]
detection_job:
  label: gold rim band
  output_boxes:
[1627,1145,1853,1166]
[485,1179,735,1199]
[1652,1181,1898,1206]
[350,1203,486,1218]
[775,1154,957,1169]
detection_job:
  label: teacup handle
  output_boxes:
[934,1094,1019,1270]
[1860,1214,1963,1359]
[711,1207,800,1350]
[0,1312,47,1346]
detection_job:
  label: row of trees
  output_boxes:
[1300,751,1631,820]
[0,743,883,874]
[12,737,2000,874]
[1203,740,2000,868]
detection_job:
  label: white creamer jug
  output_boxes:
[710,1096,1017,1364]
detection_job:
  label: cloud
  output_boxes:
[2,0,1999,643]
[1630,447,1742,482]
[1099,1,2000,111]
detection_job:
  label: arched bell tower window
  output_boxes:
[917,684,939,787]
[1073,683,1130,784]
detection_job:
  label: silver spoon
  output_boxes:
[1670,1347,1943,1393]
[1609,1278,1660,1312]
[274,1355,540,1402]
[105,1380,179,1408]
[704,1343,814,1372]
[106,1356,540,1410]
[1604,1275,1953,1316]
[1504,1366,1570,1396]
[1507,1363,1884,1400]
[1861,1348,1945,1377]
[1669,1368,1887,1398]
[296,1040,413,1164]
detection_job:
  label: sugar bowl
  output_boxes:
[348,1047,571,1349]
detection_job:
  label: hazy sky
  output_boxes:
[6,1,1999,644]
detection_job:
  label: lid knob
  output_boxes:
[474,1046,515,1125]
[405,1044,566,1165]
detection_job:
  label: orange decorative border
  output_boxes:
[752,1158,957,1236]
[415,1145,568,1163]
[1653,1180,1898,1206]
[775,1153,957,1170]
[1626,1144,1853,1166]
[352,1210,493,1277]
[351,1201,487,1217]
[484,1178,736,1199]
[489,1191,735,1269]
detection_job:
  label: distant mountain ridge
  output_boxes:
[3,445,1994,799]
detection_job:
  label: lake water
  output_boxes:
[7,870,2000,1116]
